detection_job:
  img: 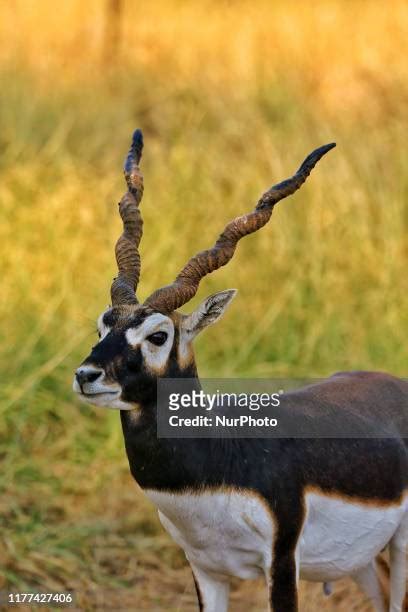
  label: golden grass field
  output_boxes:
[0,1,407,609]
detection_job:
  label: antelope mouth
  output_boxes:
[82,390,118,397]
[72,375,120,398]
[73,380,133,410]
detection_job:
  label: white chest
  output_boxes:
[145,489,274,579]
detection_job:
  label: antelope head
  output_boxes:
[73,130,335,412]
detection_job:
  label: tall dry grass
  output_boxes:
[0,1,407,609]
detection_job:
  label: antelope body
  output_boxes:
[74,131,407,611]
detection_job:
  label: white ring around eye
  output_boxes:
[96,311,111,341]
[125,314,175,374]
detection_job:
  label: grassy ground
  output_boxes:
[0,1,407,609]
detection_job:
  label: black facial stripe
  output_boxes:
[87,332,128,368]
[170,325,180,360]
[102,311,119,328]
[124,346,144,372]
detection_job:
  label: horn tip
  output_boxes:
[124,129,144,175]
[132,129,144,151]
[315,142,336,157]
[297,141,336,174]
[130,128,144,163]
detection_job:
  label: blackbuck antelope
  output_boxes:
[73,131,408,612]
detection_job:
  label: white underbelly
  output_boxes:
[299,491,408,581]
[144,488,407,582]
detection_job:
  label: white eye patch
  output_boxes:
[125,314,175,374]
[125,314,173,346]
[97,311,111,340]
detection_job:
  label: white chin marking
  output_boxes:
[80,393,134,410]
[73,386,135,411]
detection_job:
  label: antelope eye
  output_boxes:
[146,331,168,346]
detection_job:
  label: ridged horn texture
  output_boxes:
[144,142,336,314]
[110,129,144,306]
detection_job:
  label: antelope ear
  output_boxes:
[182,290,237,339]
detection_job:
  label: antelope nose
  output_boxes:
[75,367,103,386]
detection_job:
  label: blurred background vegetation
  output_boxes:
[0,0,407,609]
